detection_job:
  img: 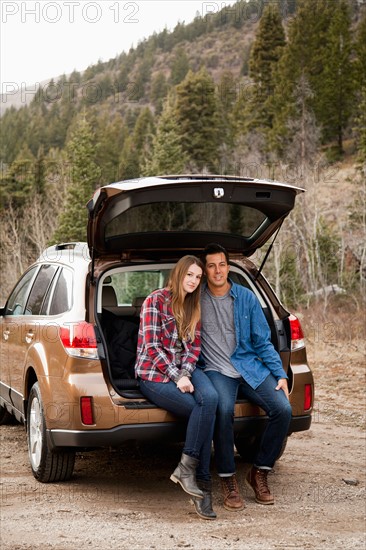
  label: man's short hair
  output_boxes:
[202,243,229,265]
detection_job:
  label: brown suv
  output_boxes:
[0,175,314,482]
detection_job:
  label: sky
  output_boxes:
[1,0,238,90]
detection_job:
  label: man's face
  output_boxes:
[204,253,230,291]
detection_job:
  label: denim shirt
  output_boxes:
[200,281,287,389]
[230,281,287,388]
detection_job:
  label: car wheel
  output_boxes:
[234,434,261,463]
[276,436,288,460]
[235,435,288,463]
[27,382,75,482]
[0,405,14,425]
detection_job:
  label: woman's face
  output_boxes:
[182,263,203,295]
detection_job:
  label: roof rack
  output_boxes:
[36,242,90,263]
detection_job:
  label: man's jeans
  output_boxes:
[205,371,292,473]
[139,368,218,481]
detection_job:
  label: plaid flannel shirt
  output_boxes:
[135,288,201,383]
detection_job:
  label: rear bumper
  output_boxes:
[47,414,312,450]
[234,413,311,436]
[47,421,187,450]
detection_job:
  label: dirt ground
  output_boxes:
[1,338,365,550]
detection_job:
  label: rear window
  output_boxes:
[105,202,266,239]
[108,270,170,305]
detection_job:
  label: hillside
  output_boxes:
[0,0,365,307]
[0,7,257,116]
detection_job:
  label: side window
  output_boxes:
[25,265,58,315]
[5,267,38,316]
[228,270,251,290]
[49,268,73,315]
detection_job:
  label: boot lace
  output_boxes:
[223,476,238,495]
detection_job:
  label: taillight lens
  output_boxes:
[289,314,305,351]
[59,322,98,359]
[304,384,312,411]
[80,396,95,425]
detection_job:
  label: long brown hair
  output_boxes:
[167,255,203,341]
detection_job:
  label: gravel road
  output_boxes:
[1,340,365,550]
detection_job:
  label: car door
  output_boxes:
[0,266,38,412]
[9,264,60,404]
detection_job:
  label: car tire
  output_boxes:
[0,405,14,425]
[276,436,288,460]
[27,382,75,483]
[234,434,261,463]
[234,435,288,463]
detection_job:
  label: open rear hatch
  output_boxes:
[88,175,304,397]
[87,175,304,263]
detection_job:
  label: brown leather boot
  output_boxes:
[220,475,245,511]
[246,467,274,505]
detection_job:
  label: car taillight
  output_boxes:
[80,396,95,425]
[304,384,312,411]
[59,322,98,359]
[289,314,305,351]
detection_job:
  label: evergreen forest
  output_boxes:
[0,0,365,311]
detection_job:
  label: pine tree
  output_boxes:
[170,46,190,85]
[93,111,127,183]
[174,68,221,171]
[151,72,169,115]
[318,0,354,154]
[217,71,237,153]
[270,73,320,163]
[33,145,47,195]
[52,115,101,243]
[249,4,286,100]
[270,0,354,155]
[236,3,286,138]
[118,137,140,181]
[119,108,155,180]
[142,93,187,176]
[353,10,366,169]
[1,145,36,208]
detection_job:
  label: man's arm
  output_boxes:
[250,296,288,381]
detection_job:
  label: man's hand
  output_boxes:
[275,378,289,399]
[177,376,194,393]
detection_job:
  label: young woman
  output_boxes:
[135,255,218,520]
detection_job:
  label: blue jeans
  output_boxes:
[139,368,218,481]
[205,371,292,473]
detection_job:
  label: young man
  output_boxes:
[200,243,292,511]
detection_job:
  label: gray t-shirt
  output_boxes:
[201,286,241,378]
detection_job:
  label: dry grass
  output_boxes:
[298,299,366,429]
[297,297,365,344]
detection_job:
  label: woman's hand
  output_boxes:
[177,376,194,393]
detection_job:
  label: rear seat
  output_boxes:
[102,286,145,316]
[101,288,146,394]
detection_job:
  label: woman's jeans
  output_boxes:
[139,368,218,481]
[205,371,292,473]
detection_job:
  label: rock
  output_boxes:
[342,478,359,486]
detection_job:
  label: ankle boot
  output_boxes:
[245,466,274,505]
[170,453,204,499]
[192,481,217,520]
